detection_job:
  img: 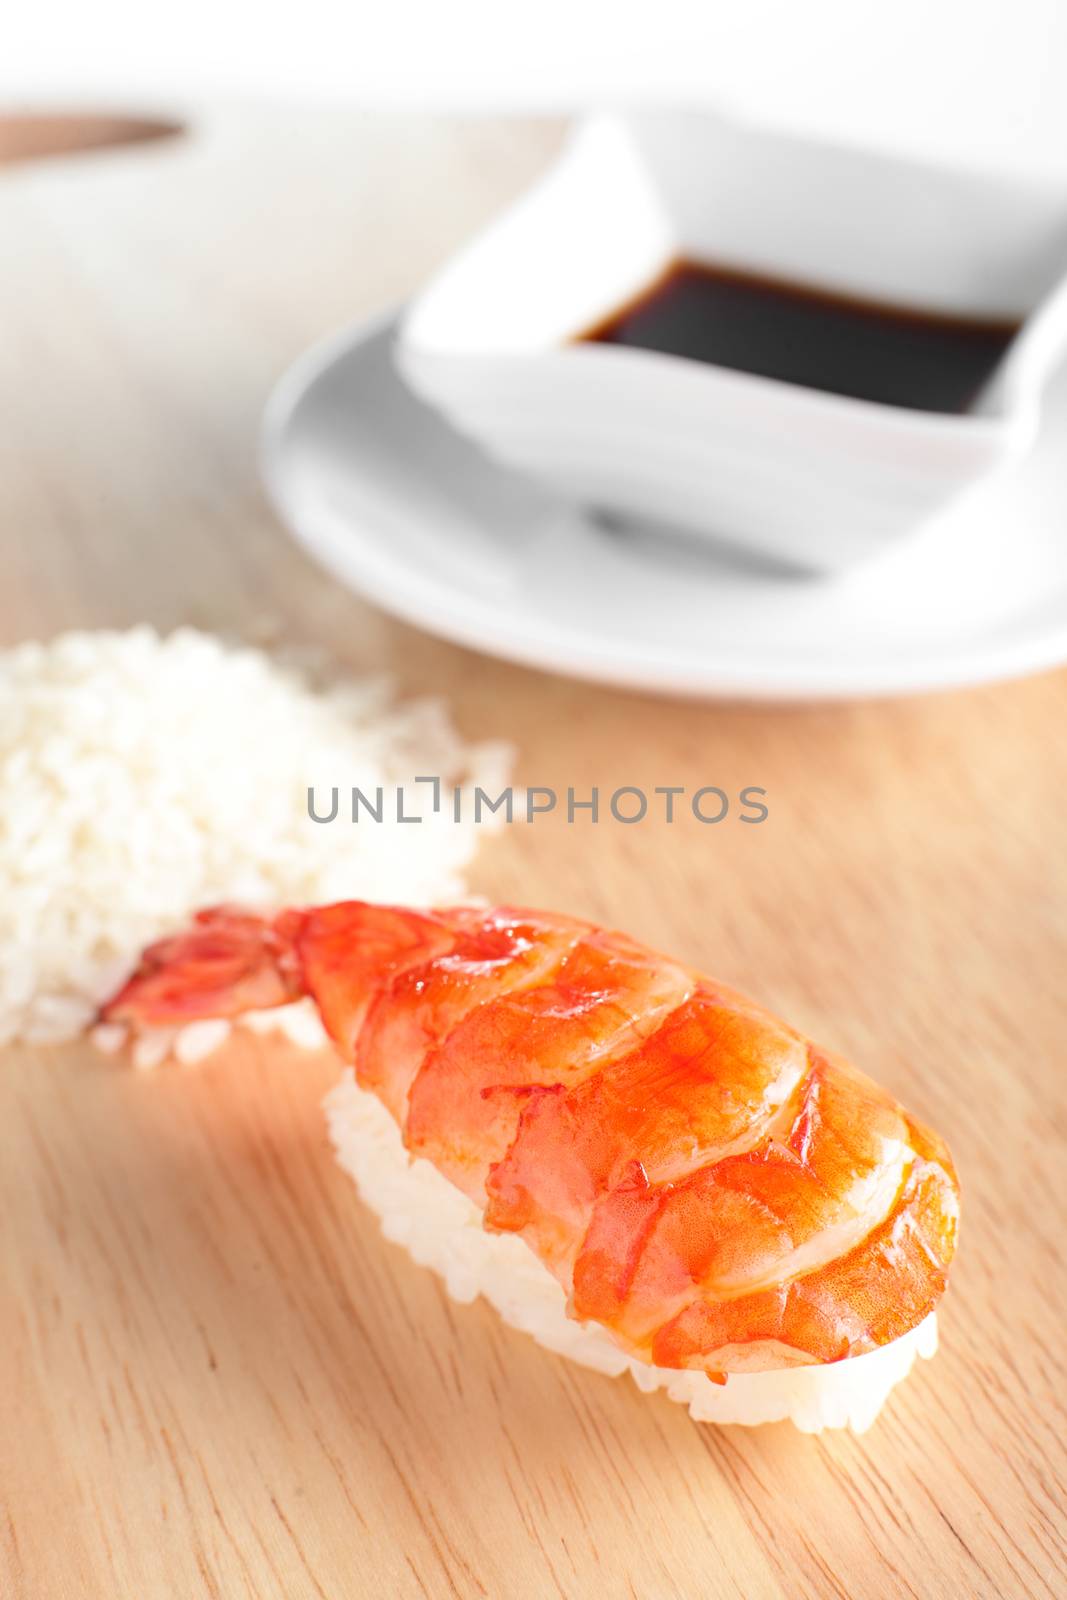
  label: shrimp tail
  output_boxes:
[100,901,454,1057]
[100,906,308,1025]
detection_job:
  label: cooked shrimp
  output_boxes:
[102,901,959,1381]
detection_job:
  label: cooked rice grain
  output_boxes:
[0,627,509,1045]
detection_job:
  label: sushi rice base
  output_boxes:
[324,1068,938,1434]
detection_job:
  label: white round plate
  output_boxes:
[262,312,1067,700]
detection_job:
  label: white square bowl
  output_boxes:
[397,112,1067,572]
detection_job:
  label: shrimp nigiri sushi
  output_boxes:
[100,901,959,1433]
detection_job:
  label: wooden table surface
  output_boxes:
[2,110,1066,1600]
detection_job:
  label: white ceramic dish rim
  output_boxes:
[400,112,1067,436]
[403,348,1029,462]
[261,310,1067,703]
[400,345,1026,447]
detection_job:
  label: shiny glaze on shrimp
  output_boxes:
[103,901,959,1377]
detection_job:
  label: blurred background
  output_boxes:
[6,0,1067,177]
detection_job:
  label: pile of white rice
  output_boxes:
[325,1070,937,1433]
[0,627,510,1047]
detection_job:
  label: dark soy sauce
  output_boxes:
[579,259,1020,414]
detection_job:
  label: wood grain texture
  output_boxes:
[2,108,1066,1600]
